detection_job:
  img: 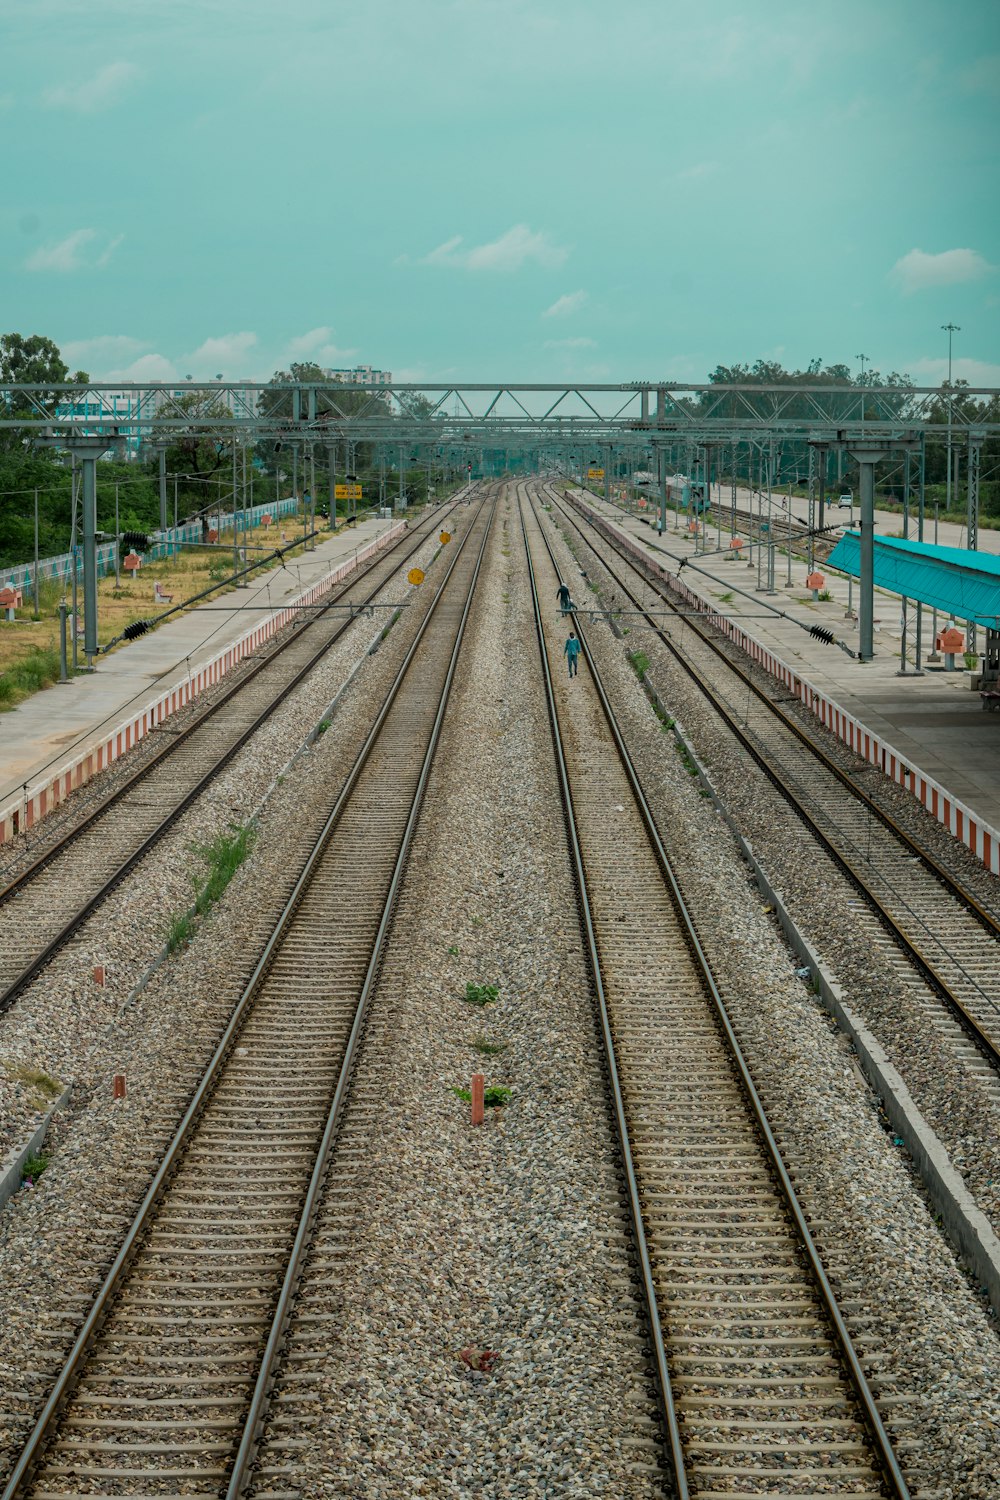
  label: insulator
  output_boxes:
[122,619,152,641]
[810,625,834,645]
[120,530,150,552]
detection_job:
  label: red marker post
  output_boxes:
[470,1073,485,1127]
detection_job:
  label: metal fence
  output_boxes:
[0,496,304,595]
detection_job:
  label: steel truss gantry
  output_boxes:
[2,380,998,448]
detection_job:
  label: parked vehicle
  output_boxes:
[837,492,853,509]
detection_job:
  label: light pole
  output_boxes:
[942,323,960,523]
[856,353,869,435]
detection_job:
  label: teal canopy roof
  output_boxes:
[826,533,1000,629]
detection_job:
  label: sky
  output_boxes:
[3,0,999,390]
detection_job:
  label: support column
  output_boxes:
[604,445,612,504]
[967,432,983,653]
[48,436,115,666]
[657,444,667,533]
[849,445,887,663]
[158,448,168,533]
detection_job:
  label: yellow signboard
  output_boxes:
[335,483,363,500]
[439,531,452,544]
[407,568,425,586]
[587,468,605,480]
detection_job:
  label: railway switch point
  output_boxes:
[112,1073,127,1100]
[93,964,106,987]
[470,1072,485,1127]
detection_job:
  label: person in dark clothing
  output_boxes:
[564,631,581,677]
[557,583,573,615]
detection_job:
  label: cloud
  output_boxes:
[183,332,259,375]
[961,54,1000,95]
[422,224,568,272]
[105,353,180,382]
[542,289,587,319]
[42,61,140,112]
[674,161,718,182]
[283,327,358,365]
[96,234,125,268]
[62,335,150,366]
[544,337,597,350]
[906,355,1000,387]
[25,229,97,272]
[890,247,995,293]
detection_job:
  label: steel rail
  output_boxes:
[0,498,464,1016]
[517,484,685,1495]
[567,486,1000,938]
[550,485,1000,1072]
[226,496,496,1498]
[522,482,911,1500]
[0,492,495,1500]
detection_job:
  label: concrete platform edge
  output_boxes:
[0,522,406,844]
[0,1084,73,1215]
[643,667,1000,1319]
[570,491,1000,876]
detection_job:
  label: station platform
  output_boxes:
[0,511,410,840]
[566,486,1000,874]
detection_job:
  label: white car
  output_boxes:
[837,493,853,509]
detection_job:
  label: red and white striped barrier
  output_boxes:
[0,523,406,845]
[571,494,1000,877]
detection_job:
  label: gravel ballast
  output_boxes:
[252,488,664,1498]
[0,509,481,1479]
[541,490,1000,1499]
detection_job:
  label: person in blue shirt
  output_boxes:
[564,630,581,678]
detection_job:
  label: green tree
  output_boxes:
[0,332,89,453]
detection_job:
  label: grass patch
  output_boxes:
[21,1150,51,1184]
[166,910,195,954]
[464,982,499,1007]
[470,1036,507,1055]
[5,1063,63,1103]
[717,591,733,603]
[316,718,332,735]
[0,645,63,709]
[676,741,701,777]
[451,1085,512,1107]
[628,650,650,682]
[193,823,256,916]
[447,944,460,956]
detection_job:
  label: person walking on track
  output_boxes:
[557,582,573,615]
[564,630,581,678]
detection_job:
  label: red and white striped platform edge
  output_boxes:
[0,522,407,846]
[571,494,1000,878]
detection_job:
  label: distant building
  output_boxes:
[321,365,393,386]
[55,389,145,456]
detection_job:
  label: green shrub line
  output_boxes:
[166,820,256,955]
[0,644,64,710]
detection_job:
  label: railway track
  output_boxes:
[545,485,1000,1083]
[606,490,841,564]
[0,496,466,1016]
[520,487,910,1498]
[0,494,496,1500]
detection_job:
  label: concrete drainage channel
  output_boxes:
[629,645,1000,1320]
[0,1085,73,1213]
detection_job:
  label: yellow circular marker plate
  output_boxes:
[407,567,425,586]
[439,531,451,544]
